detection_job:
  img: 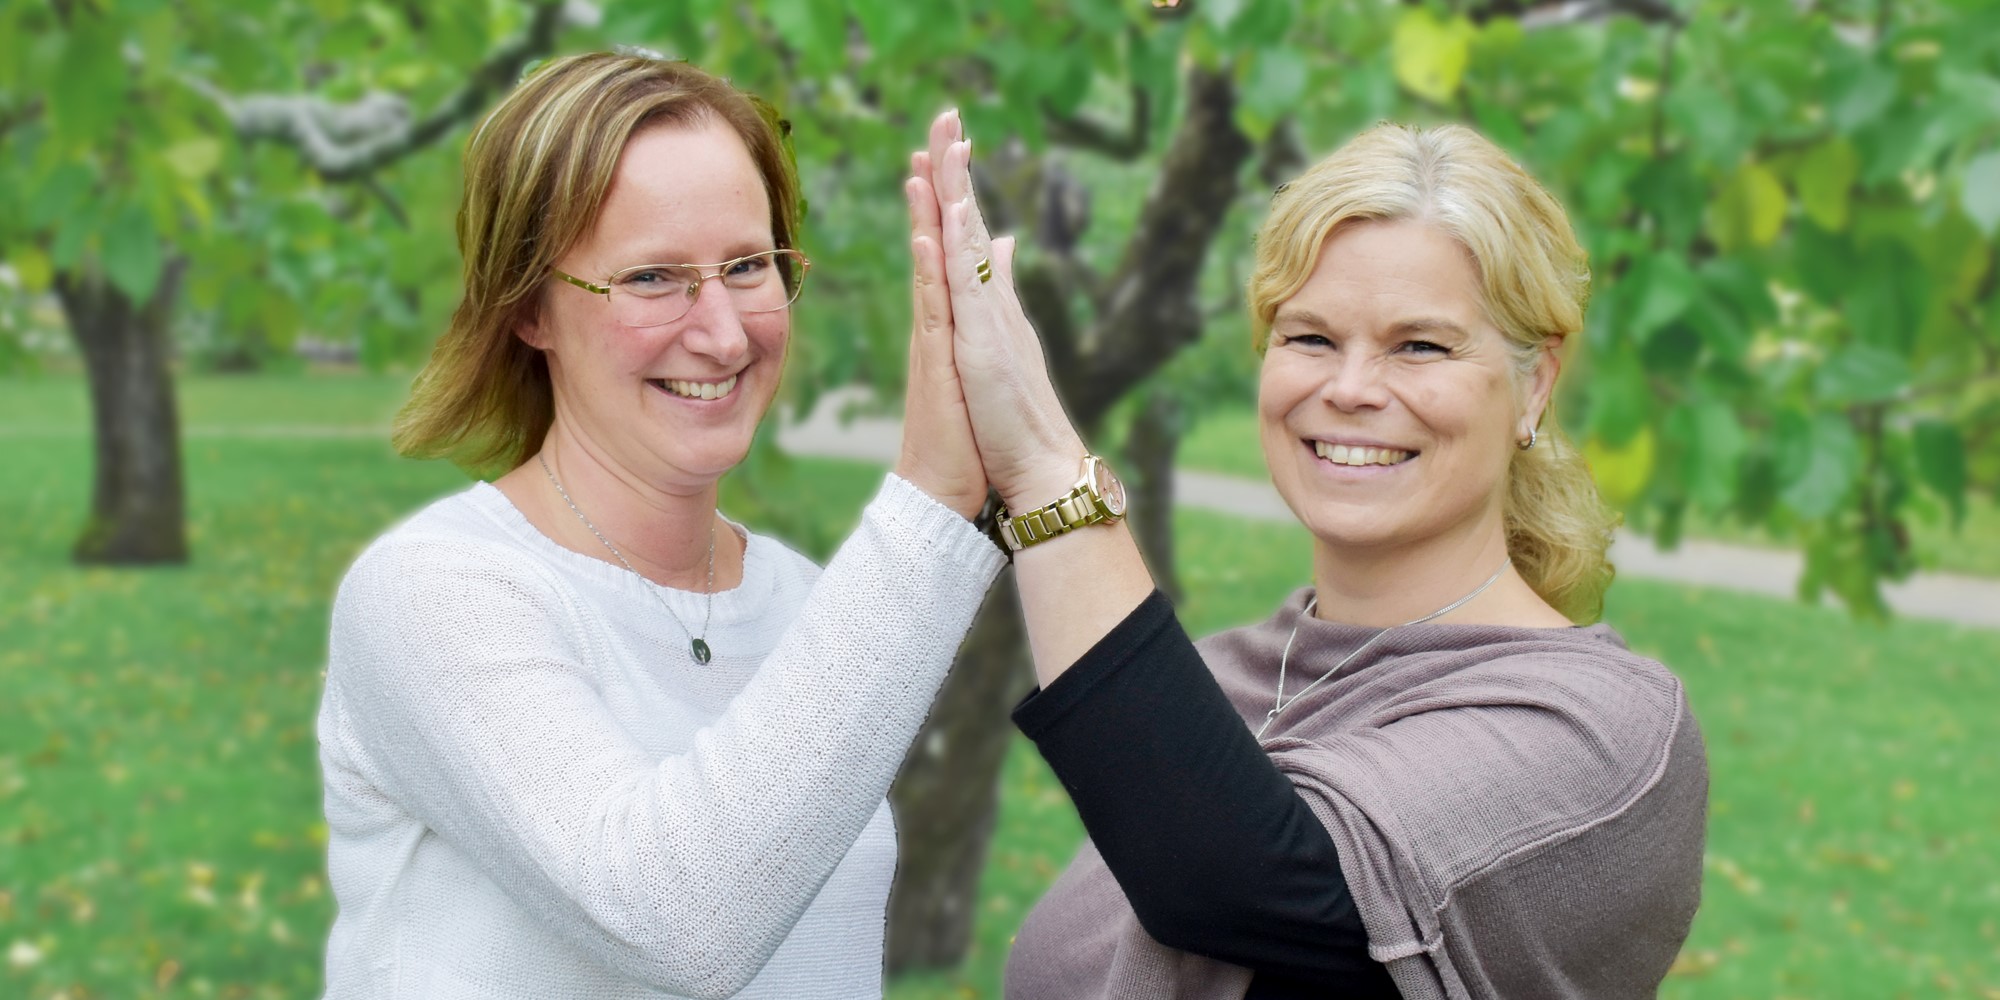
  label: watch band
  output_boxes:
[997,455,1126,553]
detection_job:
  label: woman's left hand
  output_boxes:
[893,110,989,519]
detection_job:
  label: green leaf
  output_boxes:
[1777,412,1861,520]
[1707,162,1787,252]
[1826,54,1896,132]
[9,244,53,294]
[1630,153,1705,251]
[1226,0,1295,47]
[1684,258,1772,362]
[1912,421,1966,528]
[1584,426,1655,509]
[1813,344,1910,404]
[1845,239,1929,353]
[1962,149,2000,237]
[1238,47,1308,138]
[1201,0,1249,34]
[1676,399,1748,510]
[1391,8,1473,105]
[1586,348,1652,446]
[101,203,163,303]
[1793,138,1857,232]
[1621,254,1696,343]
[28,164,96,231]
[164,137,224,181]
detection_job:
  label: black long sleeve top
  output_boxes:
[1013,590,1402,998]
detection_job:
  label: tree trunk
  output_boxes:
[885,576,1031,970]
[1124,388,1184,601]
[54,263,189,565]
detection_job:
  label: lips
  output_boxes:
[1312,440,1416,467]
[650,374,738,400]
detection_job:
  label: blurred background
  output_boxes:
[2,0,1996,997]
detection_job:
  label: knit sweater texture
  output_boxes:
[1006,587,1708,999]
[318,474,1004,999]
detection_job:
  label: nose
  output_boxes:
[1318,352,1391,412]
[676,276,751,365]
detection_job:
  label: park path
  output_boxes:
[775,388,2000,631]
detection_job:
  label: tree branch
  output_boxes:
[1042,83,1151,161]
[196,0,568,182]
[1503,0,1685,28]
[1058,65,1253,427]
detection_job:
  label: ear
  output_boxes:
[515,306,550,351]
[1521,335,1564,437]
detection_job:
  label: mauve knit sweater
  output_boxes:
[1007,587,1708,1000]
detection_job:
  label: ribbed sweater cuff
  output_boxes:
[872,473,1010,580]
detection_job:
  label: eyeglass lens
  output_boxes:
[607,250,804,328]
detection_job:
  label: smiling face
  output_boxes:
[1259,218,1553,558]
[524,118,788,491]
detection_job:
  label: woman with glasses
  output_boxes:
[317,53,1001,998]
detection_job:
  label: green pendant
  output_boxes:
[691,638,712,665]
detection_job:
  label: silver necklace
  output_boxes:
[538,454,716,665]
[1257,558,1512,738]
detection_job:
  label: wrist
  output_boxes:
[998,440,1090,513]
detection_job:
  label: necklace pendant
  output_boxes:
[690,638,712,665]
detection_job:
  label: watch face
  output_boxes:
[1092,461,1128,517]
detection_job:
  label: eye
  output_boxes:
[1276,331,1333,349]
[1400,339,1450,356]
[722,254,774,287]
[619,267,673,286]
[616,266,699,299]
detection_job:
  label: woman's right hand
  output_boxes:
[893,110,988,519]
[920,120,1089,515]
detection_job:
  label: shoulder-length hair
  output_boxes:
[393,52,802,474]
[1247,122,1619,622]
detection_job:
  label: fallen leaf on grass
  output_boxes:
[1818,847,1893,873]
[7,938,43,970]
[1668,949,1720,977]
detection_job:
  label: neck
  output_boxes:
[500,422,733,590]
[1310,512,1553,628]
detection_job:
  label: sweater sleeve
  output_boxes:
[324,474,1004,999]
[1012,591,1399,993]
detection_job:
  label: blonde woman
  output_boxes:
[317,55,1000,997]
[916,122,1707,998]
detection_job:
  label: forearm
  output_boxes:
[1014,592,1392,987]
[1012,516,1156,688]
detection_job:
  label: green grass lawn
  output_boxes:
[3,373,1996,999]
[1180,404,2000,581]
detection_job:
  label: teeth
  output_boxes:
[662,375,737,400]
[1313,441,1412,466]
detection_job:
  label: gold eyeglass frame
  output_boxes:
[551,249,812,327]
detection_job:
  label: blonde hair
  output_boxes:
[393,52,803,473]
[1246,123,1619,622]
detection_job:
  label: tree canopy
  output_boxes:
[5,0,1992,604]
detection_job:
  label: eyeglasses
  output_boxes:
[552,248,811,329]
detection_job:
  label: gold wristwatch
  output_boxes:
[996,454,1128,552]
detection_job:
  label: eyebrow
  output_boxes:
[1272,309,1472,339]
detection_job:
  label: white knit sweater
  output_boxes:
[317,474,1005,999]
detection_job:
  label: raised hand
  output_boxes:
[920,116,1088,514]
[892,110,987,518]
[913,112,1154,687]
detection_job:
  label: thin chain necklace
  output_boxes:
[538,454,717,665]
[1258,558,1512,738]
